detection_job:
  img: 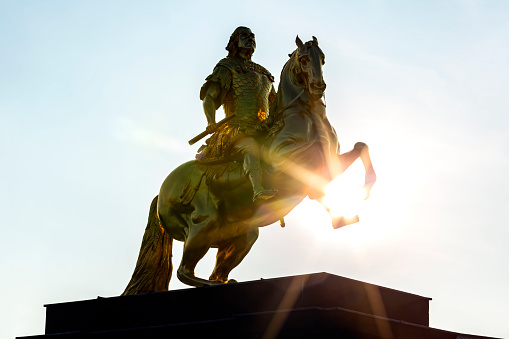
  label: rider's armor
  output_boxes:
[197,57,276,162]
[223,59,274,127]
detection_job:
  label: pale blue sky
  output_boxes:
[1,1,508,338]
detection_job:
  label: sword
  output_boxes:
[188,114,237,145]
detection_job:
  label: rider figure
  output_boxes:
[197,26,277,202]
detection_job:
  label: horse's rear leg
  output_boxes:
[177,238,213,287]
[176,218,224,287]
[209,229,259,283]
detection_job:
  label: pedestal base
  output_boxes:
[18,273,497,339]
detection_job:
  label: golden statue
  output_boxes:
[122,27,376,295]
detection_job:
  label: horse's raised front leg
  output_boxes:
[209,229,259,283]
[317,142,376,229]
[336,142,376,198]
[353,142,376,199]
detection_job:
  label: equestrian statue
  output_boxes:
[122,27,376,295]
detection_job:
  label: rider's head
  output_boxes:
[226,26,256,59]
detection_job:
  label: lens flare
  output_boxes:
[322,177,366,218]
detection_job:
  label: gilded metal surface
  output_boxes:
[223,59,273,125]
[197,57,275,162]
[123,30,377,294]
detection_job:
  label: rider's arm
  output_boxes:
[199,65,231,133]
[203,82,220,133]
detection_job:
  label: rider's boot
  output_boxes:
[243,149,277,202]
[248,169,277,202]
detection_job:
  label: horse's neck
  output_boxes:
[276,66,309,113]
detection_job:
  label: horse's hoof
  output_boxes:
[226,279,238,284]
[332,215,359,229]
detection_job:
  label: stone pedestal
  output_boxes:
[18,273,497,339]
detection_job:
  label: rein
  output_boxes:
[273,89,305,117]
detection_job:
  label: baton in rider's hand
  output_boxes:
[188,114,237,145]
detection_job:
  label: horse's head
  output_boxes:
[291,36,326,101]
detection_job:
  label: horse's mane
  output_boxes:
[280,37,322,87]
[280,50,300,87]
[271,39,323,118]
[270,50,303,118]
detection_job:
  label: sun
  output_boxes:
[323,179,366,218]
[286,160,372,244]
[320,160,368,224]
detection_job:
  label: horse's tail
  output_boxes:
[121,195,173,296]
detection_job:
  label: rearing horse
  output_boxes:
[122,36,376,295]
